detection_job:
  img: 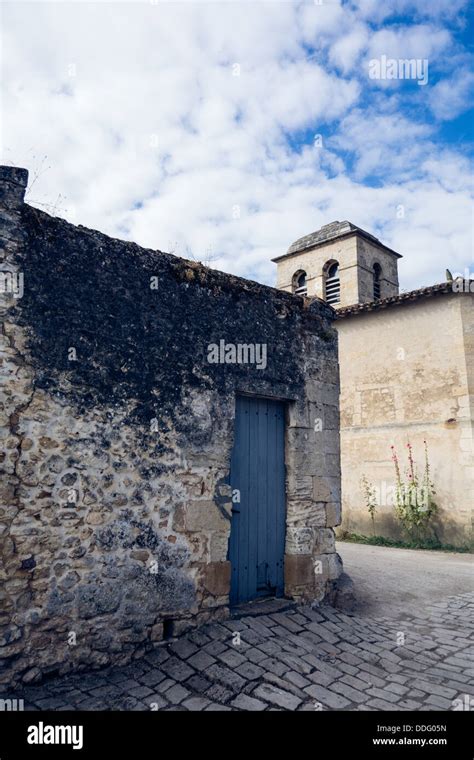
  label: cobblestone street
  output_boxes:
[9,586,474,712]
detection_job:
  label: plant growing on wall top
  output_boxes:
[391,440,437,539]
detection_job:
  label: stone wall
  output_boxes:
[275,233,399,307]
[356,237,399,304]
[275,235,357,303]
[337,295,473,547]
[0,166,342,686]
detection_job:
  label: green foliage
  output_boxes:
[360,474,377,534]
[338,531,472,553]
[391,440,438,540]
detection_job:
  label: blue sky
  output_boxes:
[2,0,473,291]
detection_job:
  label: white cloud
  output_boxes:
[428,69,474,120]
[1,0,472,295]
[330,107,434,180]
[366,24,452,69]
[352,0,468,23]
[329,25,369,74]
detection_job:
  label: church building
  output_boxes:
[273,221,473,548]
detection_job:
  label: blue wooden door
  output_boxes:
[228,395,286,605]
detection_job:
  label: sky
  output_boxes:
[1,0,473,290]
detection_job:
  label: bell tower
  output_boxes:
[272,221,401,308]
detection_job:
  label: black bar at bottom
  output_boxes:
[0,710,472,758]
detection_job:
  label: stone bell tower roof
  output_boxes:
[272,220,402,263]
[272,220,402,306]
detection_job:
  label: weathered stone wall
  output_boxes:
[356,237,399,304]
[275,234,399,307]
[336,295,473,547]
[275,236,358,303]
[0,166,342,686]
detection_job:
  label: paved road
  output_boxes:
[338,541,473,618]
[6,542,473,711]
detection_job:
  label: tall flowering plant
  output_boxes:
[391,440,437,537]
[360,474,378,535]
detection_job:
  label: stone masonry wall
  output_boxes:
[337,296,473,547]
[275,236,358,304]
[276,235,399,307]
[0,166,342,686]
